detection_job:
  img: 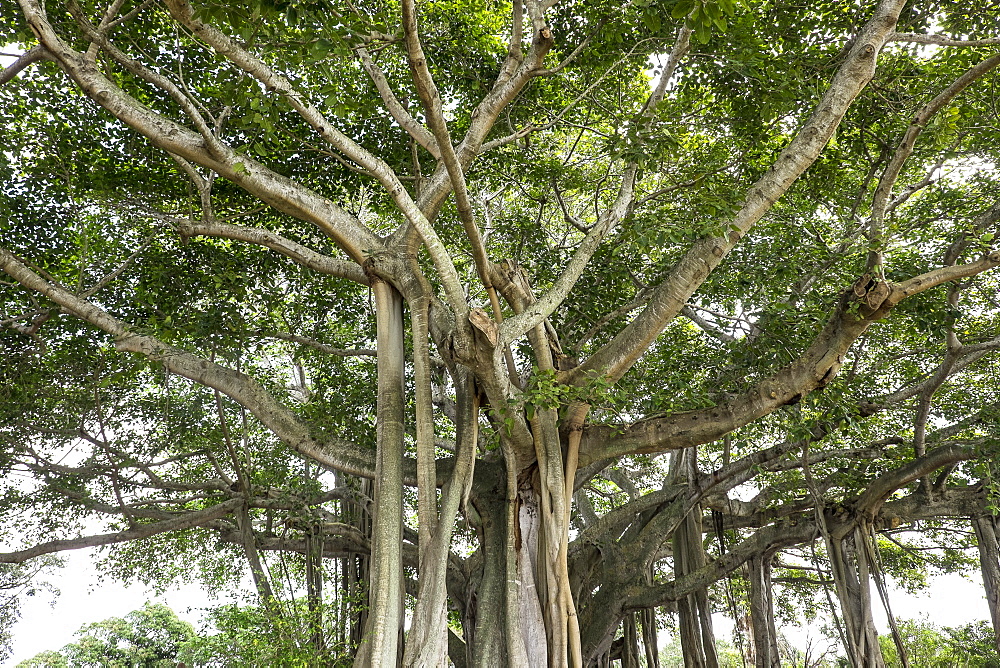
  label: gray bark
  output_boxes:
[471,489,511,667]
[973,514,1000,653]
[748,552,780,668]
[673,505,718,668]
[354,282,405,667]
[640,606,660,668]
[404,367,479,667]
[621,613,640,668]
[517,485,550,666]
[828,529,885,668]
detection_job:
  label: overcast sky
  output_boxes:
[6,549,236,665]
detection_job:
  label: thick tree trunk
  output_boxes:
[404,367,479,667]
[828,528,885,668]
[673,505,719,668]
[748,552,780,668]
[471,486,511,667]
[973,514,1000,653]
[516,483,552,666]
[502,444,533,667]
[640,606,660,668]
[354,282,405,667]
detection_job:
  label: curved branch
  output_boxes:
[499,166,638,345]
[0,498,242,564]
[580,252,1000,464]
[356,46,440,159]
[0,246,377,477]
[16,0,382,264]
[161,0,468,313]
[0,45,50,85]
[176,220,370,285]
[867,52,1000,271]
[626,485,988,611]
[851,440,984,529]
[499,27,692,345]
[399,0,506,344]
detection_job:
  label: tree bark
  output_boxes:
[621,613,640,668]
[354,281,405,667]
[470,487,511,667]
[404,364,479,667]
[748,552,780,668]
[973,514,1000,653]
[827,528,885,668]
[673,505,719,668]
[517,483,551,666]
[640,605,660,668]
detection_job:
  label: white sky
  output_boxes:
[4,550,234,665]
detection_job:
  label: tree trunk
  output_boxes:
[973,514,1000,653]
[827,527,885,668]
[344,476,372,653]
[621,613,641,668]
[748,552,780,668]
[404,367,479,668]
[354,282,405,667]
[673,448,718,668]
[305,526,325,656]
[673,504,719,668]
[516,482,551,666]
[470,487,511,667]
[502,443,533,667]
[640,605,660,668]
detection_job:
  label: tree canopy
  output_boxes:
[16,601,353,667]
[2,0,1000,665]
[17,602,197,668]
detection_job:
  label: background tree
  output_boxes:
[17,602,196,668]
[2,0,1000,665]
[877,618,1000,668]
[16,601,354,667]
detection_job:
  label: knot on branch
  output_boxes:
[469,308,498,347]
[849,273,891,316]
[361,251,395,283]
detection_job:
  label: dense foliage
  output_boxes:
[17,603,197,668]
[2,0,1000,665]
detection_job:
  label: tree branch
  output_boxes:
[0,45,50,85]
[579,252,1000,464]
[0,498,242,564]
[174,220,370,285]
[17,0,382,264]
[567,0,909,385]
[889,33,1000,47]
[0,246,377,477]
[867,52,1000,271]
[850,441,984,531]
[161,0,469,313]
[356,46,441,159]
